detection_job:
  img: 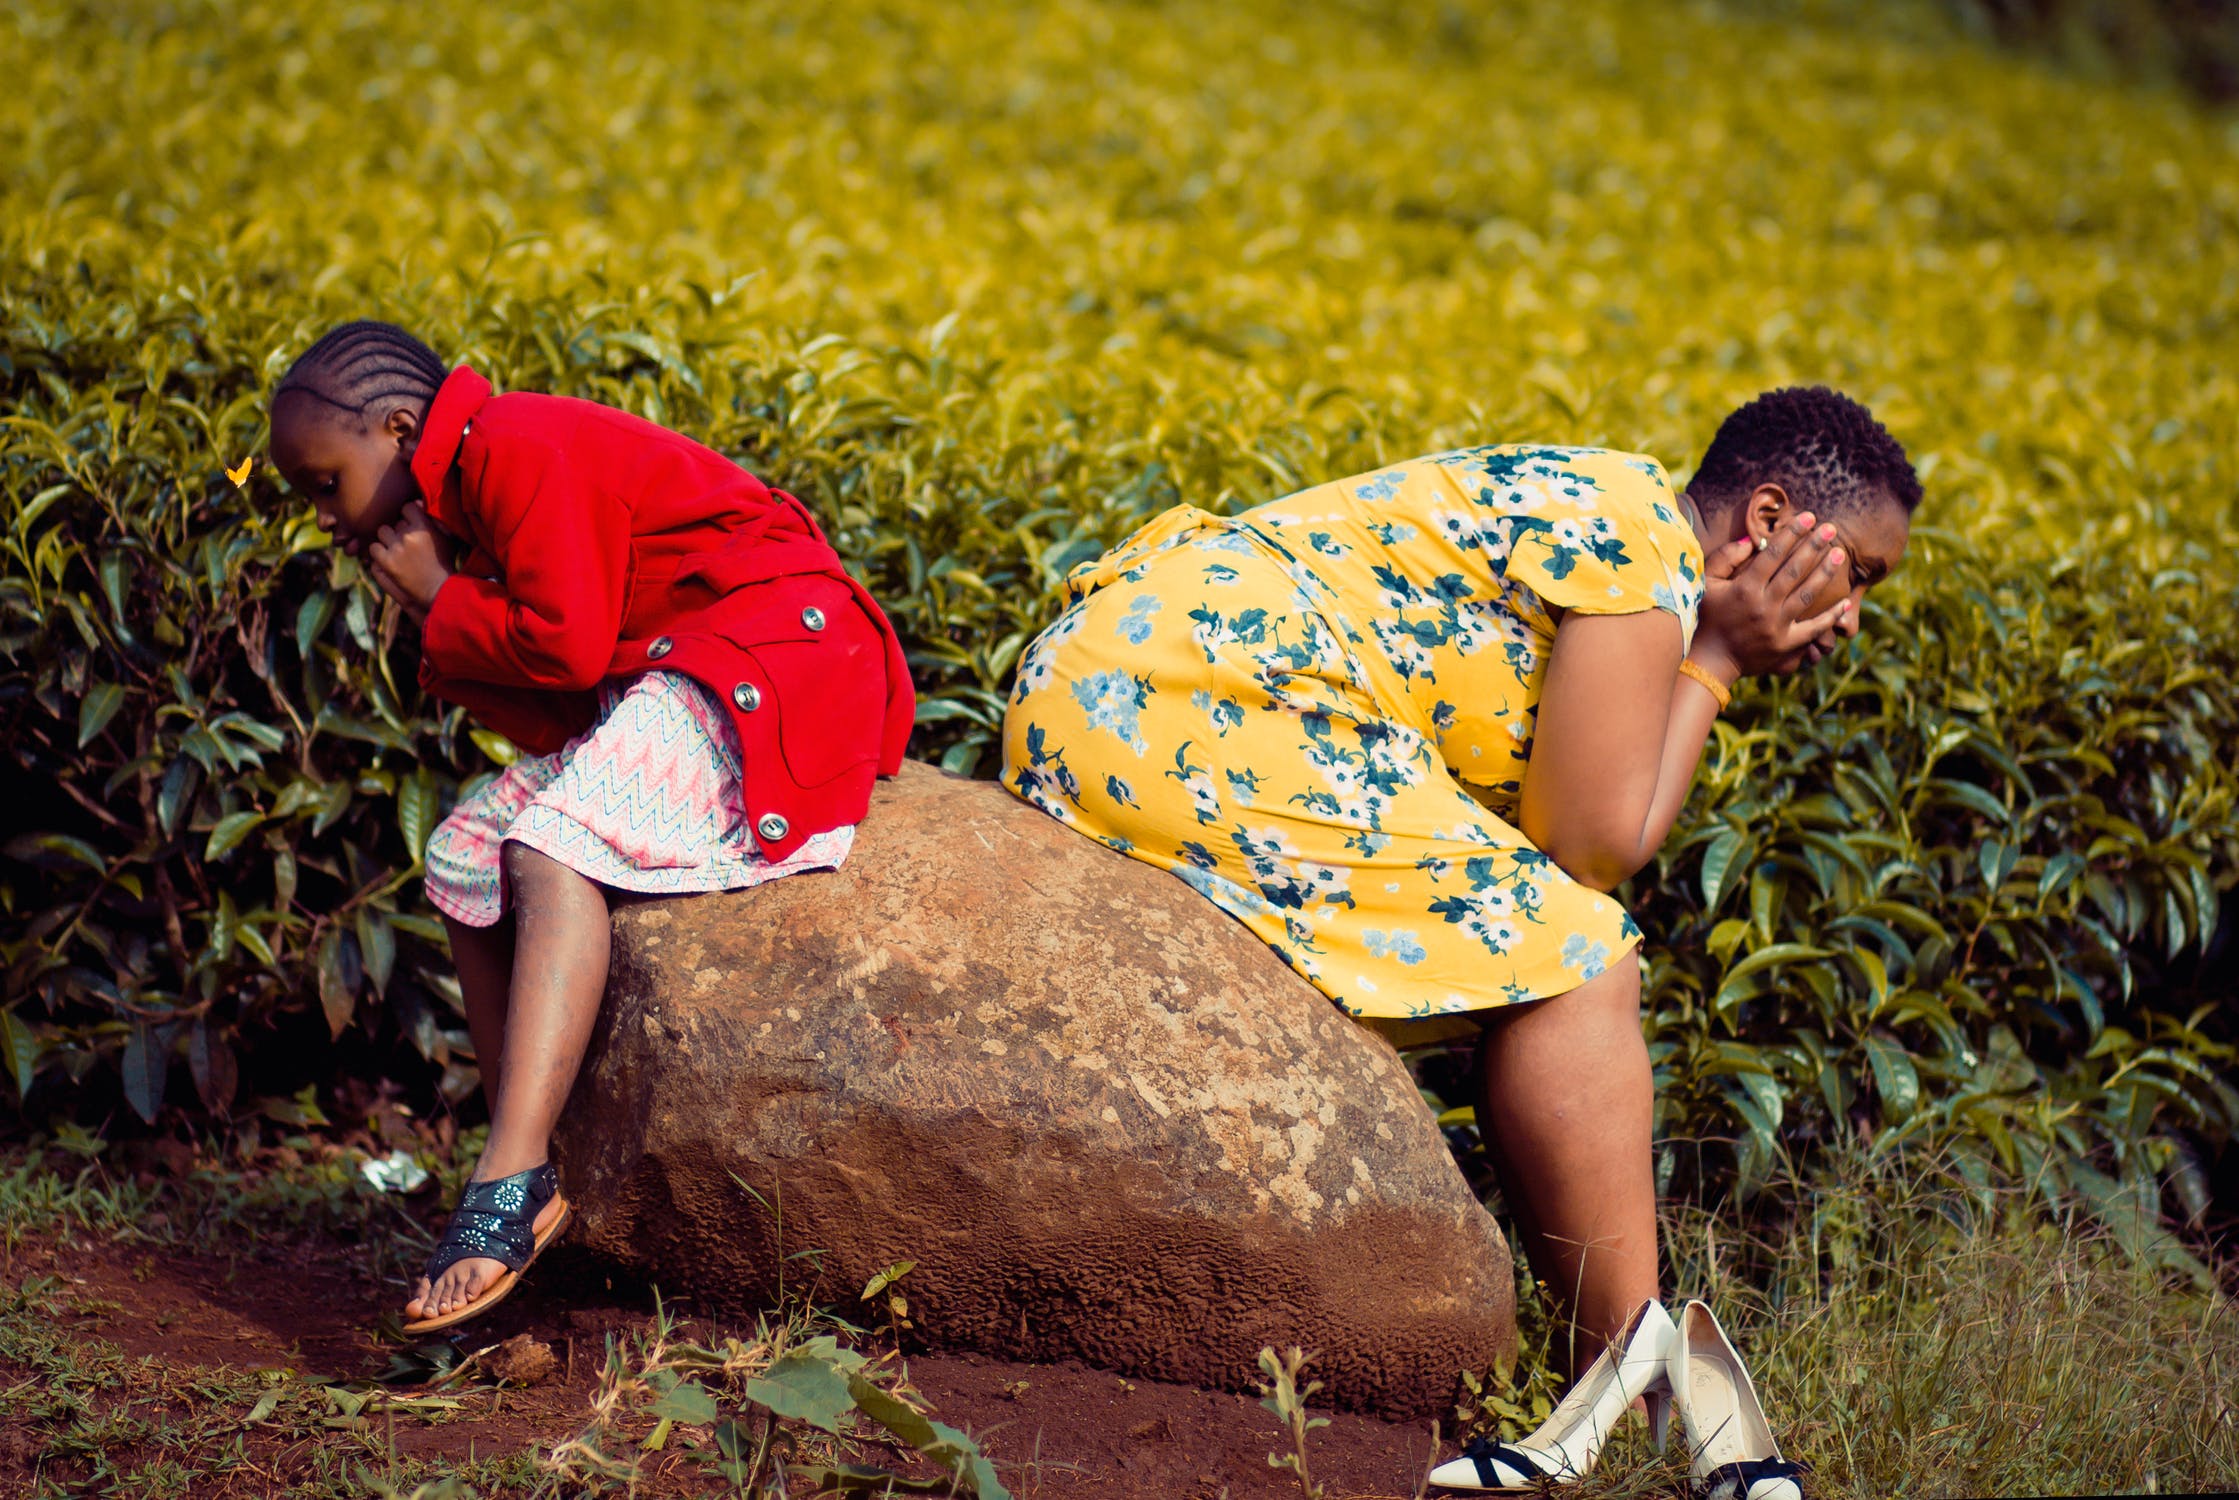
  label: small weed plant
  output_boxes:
[1254,1343,1332,1500]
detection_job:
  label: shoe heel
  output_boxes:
[1646,1388,1671,1455]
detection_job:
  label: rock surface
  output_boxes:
[554,761,1515,1417]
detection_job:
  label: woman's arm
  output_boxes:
[1519,517,1852,890]
[1518,610,1696,891]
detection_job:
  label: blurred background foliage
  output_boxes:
[2,0,2234,1253]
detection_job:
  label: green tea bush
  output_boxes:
[2,0,2234,1228]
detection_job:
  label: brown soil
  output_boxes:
[1,1223,1455,1498]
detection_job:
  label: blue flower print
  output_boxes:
[1224,767,1263,806]
[1070,669,1153,754]
[1561,931,1612,979]
[1364,928,1428,965]
[1164,741,1221,824]
[1116,593,1163,645]
[1172,861,1280,918]
[1105,774,1140,809]
[1187,604,1271,663]
[1353,471,1406,502]
[1012,724,1082,820]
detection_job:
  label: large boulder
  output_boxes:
[554,761,1514,1416]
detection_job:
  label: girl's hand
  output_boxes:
[1692,511,1851,681]
[368,503,454,624]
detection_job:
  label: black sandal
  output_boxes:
[401,1162,571,1335]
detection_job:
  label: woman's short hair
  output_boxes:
[1690,386,1921,516]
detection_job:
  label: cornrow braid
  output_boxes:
[1689,386,1922,517]
[274,320,449,425]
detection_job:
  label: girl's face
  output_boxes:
[270,397,422,558]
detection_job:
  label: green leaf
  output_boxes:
[790,1465,953,1496]
[121,1022,168,1124]
[398,767,437,861]
[317,928,355,1040]
[848,1372,1010,1499]
[295,592,336,659]
[1699,827,1743,910]
[186,1022,238,1116]
[468,729,519,766]
[355,907,395,998]
[648,1379,720,1425]
[1714,944,1833,1007]
[77,682,125,746]
[743,1348,858,1434]
[0,1010,38,1101]
[4,833,107,876]
[860,1260,917,1301]
[1862,1034,1921,1124]
[205,810,263,861]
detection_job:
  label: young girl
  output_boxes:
[268,321,914,1333]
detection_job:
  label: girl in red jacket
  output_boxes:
[268,321,915,1333]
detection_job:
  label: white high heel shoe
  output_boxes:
[1429,1299,1676,1492]
[1667,1301,1808,1500]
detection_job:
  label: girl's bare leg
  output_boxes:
[1474,957,1660,1378]
[444,912,515,1108]
[408,842,609,1320]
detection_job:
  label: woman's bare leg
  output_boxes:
[408,843,609,1321]
[1474,957,1659,1377]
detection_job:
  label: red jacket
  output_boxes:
[409,366,914,860]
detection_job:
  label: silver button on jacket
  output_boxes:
[646,636,674,659]
[732,681,762,711]
[756,813,790,841]
[800,606,826,631]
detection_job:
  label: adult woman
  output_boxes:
[999,386,1916,1486]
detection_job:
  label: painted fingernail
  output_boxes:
[1829,548,1846,566]
[1820,524,1838,541]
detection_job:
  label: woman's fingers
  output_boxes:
[1785,546,1848,623]
[1767,520,1835,603]
[1791,595,1850,646]
[1703,534,1757,581]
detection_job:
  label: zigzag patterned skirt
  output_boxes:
[424,671,854,928]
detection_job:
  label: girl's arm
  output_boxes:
[1518,521,1850,891]
[419,439,631,690]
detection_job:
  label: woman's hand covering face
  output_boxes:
[1694,512,1854,678]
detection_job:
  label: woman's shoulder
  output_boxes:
[1417,444,1679,515]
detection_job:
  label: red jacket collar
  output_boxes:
[410,365,494,534]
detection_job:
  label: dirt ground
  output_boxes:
[2,1219,1453,1498]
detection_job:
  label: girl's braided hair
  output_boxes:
[274,320,449,425]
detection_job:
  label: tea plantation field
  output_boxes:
[3,0,2236,1233]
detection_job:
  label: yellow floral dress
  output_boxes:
[999,446,1704,1039]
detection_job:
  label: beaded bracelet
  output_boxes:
[1678,656,1734,711]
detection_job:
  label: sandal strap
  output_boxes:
[1701,1457,1811,1499]
[423,1162,559,1280]
[1460,1434,1560,1485]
